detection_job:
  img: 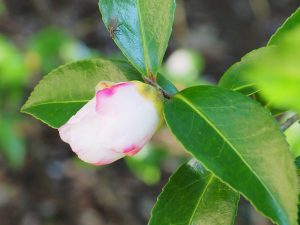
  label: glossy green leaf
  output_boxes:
[21,58,141,128]
[98,0,176,77]
[268,7,300,46]
[164,85,298,225]
[149,159,239,225]
[156,73,178,96]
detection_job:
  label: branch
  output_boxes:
[143,77,172,99]
[281,114,300,132]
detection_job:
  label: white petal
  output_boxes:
[58,81,162,165]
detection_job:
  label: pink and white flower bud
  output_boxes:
[58,81,163,165]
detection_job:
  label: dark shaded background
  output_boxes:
[0,0,299,224]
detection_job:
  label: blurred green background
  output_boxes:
[0,0,299,224]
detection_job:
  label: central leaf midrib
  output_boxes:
[135,0,151,75]
[22,100,89,110]
[175,93,287,223]
[188,174,214,225]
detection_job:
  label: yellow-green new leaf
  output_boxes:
[268,7,300,45]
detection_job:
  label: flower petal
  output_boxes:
[59,81,162,165]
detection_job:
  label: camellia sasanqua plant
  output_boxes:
[21,1,300,225]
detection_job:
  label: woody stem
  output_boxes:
[143,77,172,100]
[281,114,300,132]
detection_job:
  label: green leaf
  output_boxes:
[219,7,300,97]
[285,117,300,158]
[27,27,74,73]
[98,0,176,77]
[268,7,300,46]
[218,47,287,116]
[149,159,239,225]
[221,27,300,113]
[27,27,96,73]
[0,118,26,169]
[0,35,29,88]
[21,58,142,128]
[294,159,300,224]
[298,198,300,225]
[241,28,300,113]
[218,48,266,95]
[164,85,298,225]
[218,45,292,115]
[156,73,178,96]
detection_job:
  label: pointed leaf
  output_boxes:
[218,48,267,95]
[21,58,141,128]
[241,29,300,113]
[149,159,239,225]
[164,85,298,225]
[221,27,300,114]
[268,7,300,46]
[219,7,300,97]
[98,0,176,77]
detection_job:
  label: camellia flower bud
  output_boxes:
[58,80,163,165]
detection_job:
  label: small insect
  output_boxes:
[108,18,123,39]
